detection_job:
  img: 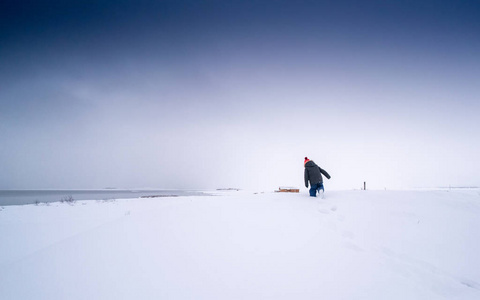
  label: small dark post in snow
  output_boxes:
[364,182,366,190]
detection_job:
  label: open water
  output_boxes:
[0,190,207,206]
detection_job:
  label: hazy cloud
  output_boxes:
[2,0,480,190]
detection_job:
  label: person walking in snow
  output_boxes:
[304,157,331,198]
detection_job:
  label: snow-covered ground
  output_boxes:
[1,189,479,299]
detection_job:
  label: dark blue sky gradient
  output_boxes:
[3,1,479,60]
[1,1,480,190]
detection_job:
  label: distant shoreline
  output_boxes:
[0,189,208,206]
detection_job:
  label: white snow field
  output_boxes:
[1,189,479,299]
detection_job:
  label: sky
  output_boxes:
[1,0,480,191]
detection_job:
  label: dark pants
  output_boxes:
[309,182,324,197]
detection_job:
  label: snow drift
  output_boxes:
[1,189,479,299]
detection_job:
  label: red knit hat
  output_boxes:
[304,157,310,165]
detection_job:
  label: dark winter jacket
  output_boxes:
[304,161,331,188]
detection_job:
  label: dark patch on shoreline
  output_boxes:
[140,195,179,198]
